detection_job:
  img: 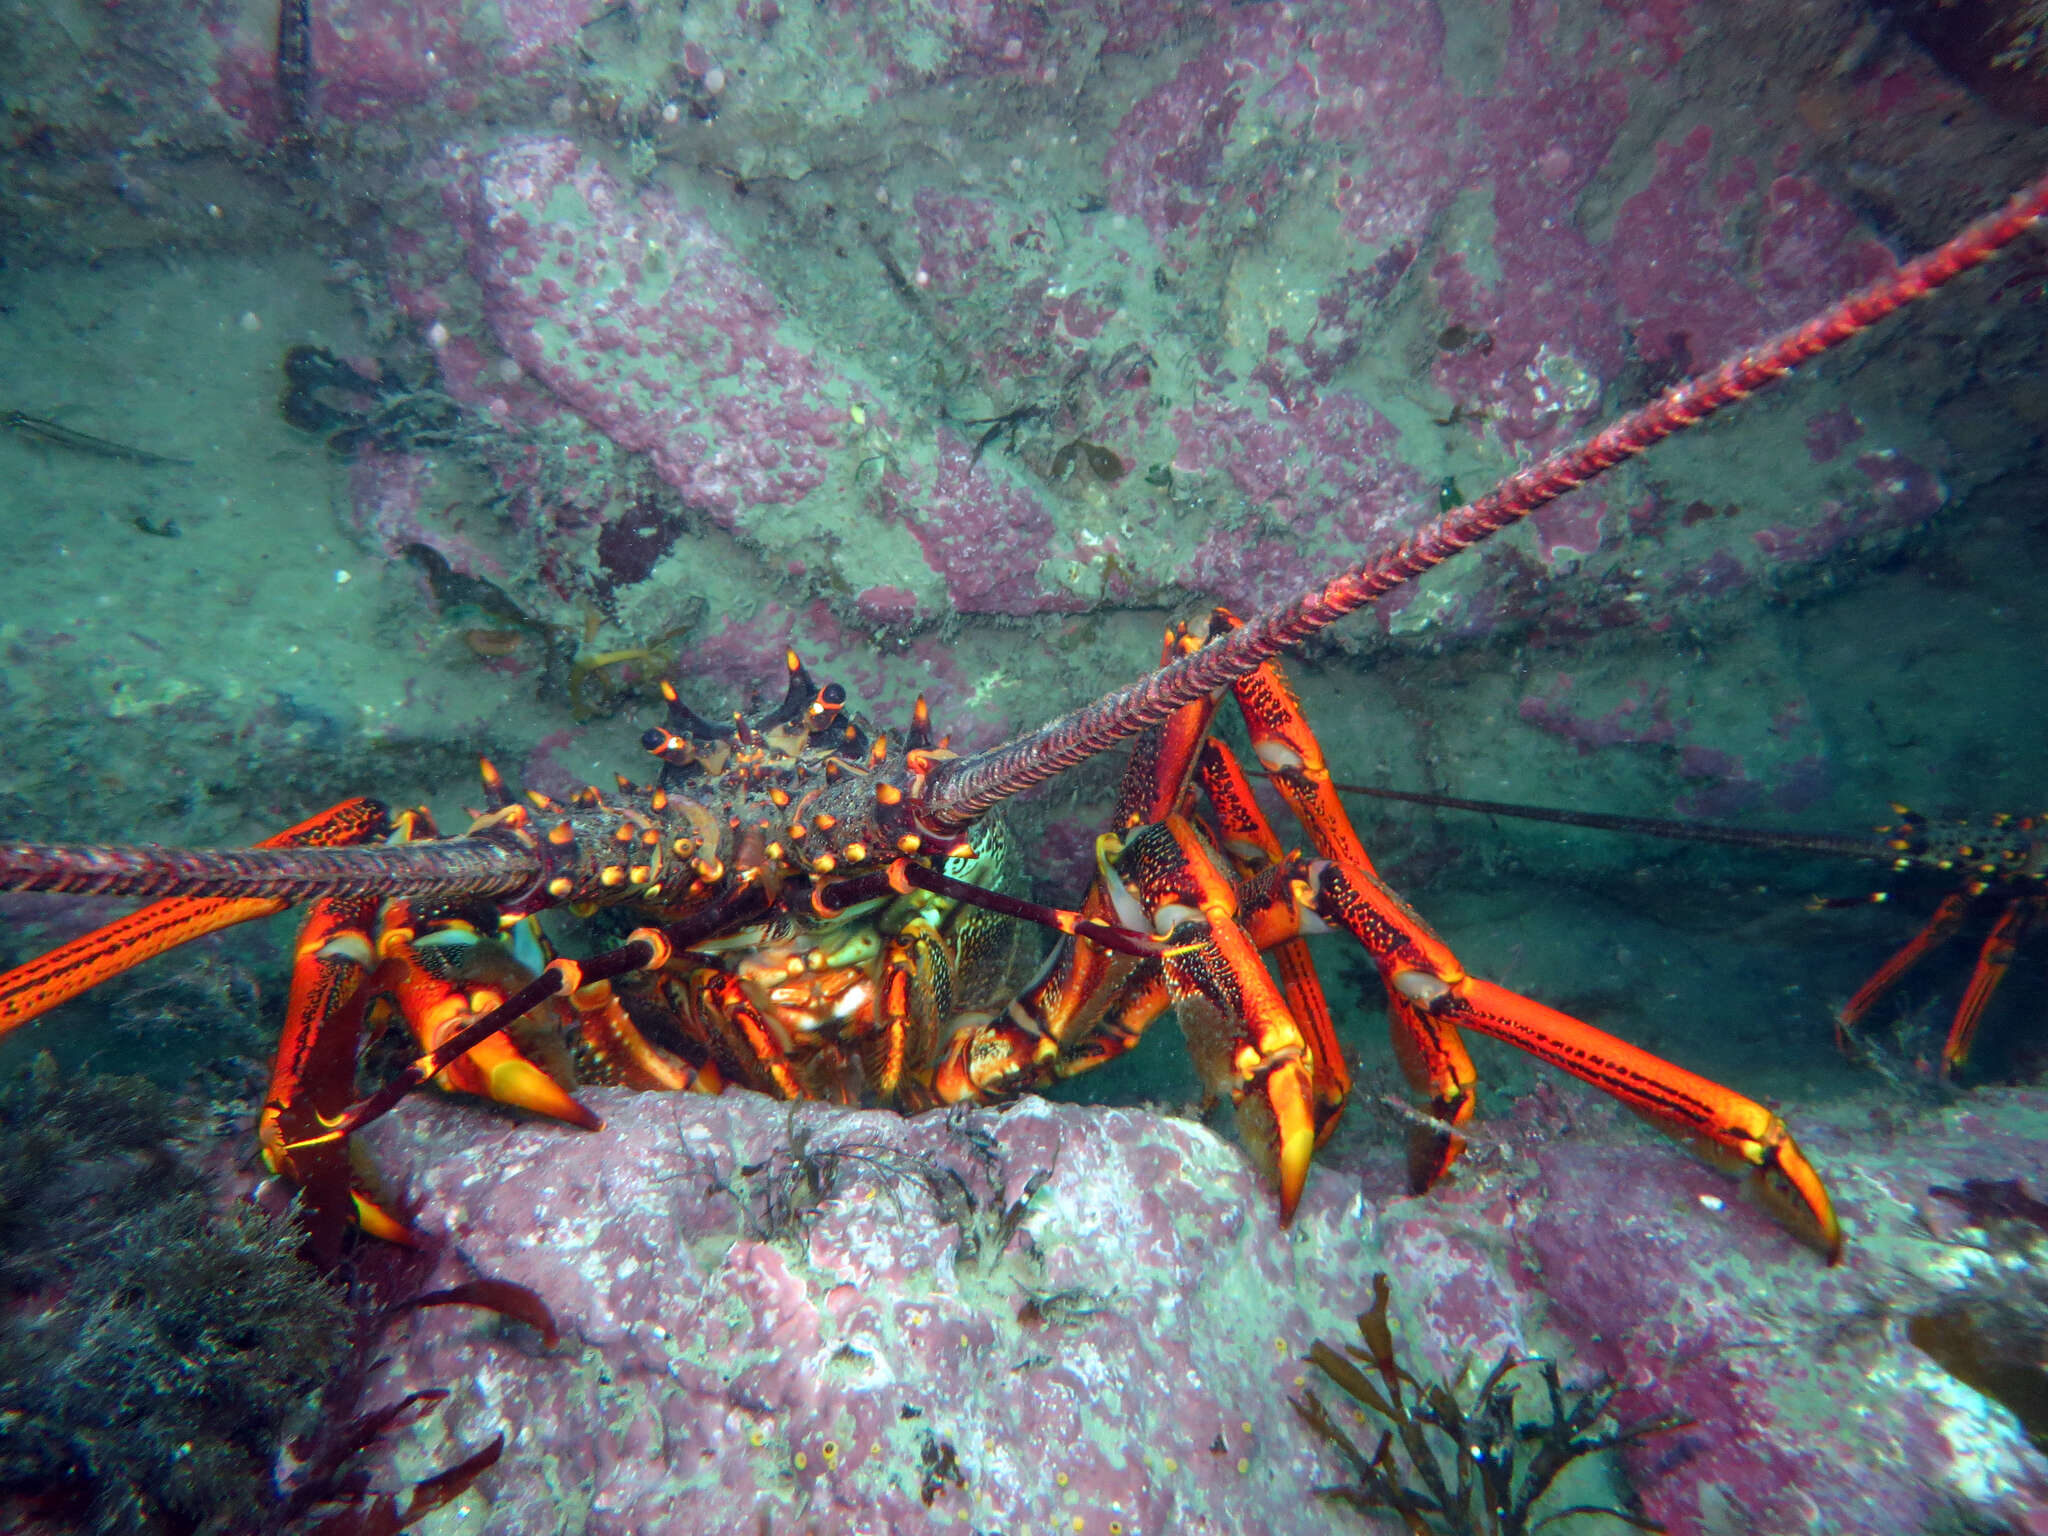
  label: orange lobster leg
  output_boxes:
[937,950,1172,1106]
[372,908,601,1130]
[1385,990,1480,1194]
[1308,859,1841,1261]
[258,895,415,1254]
[954,622,1222,1094]
[686,969,810,1101]
[1943,895,2039,1076]
[1213,609,1378,880]
[569,974,720,1093]
[1203,642,1472,1174]
[1195,736,1353,1143]
[0,797,387,1040]
[1151,816,1318,1220]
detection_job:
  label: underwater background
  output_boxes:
[2,0,2047,1531]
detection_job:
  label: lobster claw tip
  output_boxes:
[352,1194,422,1247]
[484,1058,604,1132]
[1753,1129,1844,1266]
[1267,1056,1317,1226]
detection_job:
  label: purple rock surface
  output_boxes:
[356,1083,2048,1535]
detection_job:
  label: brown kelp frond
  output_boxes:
[1292,1272,1685,1535]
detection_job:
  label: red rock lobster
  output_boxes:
[4,172,2045,1267]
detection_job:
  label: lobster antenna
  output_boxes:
[920,170,2048,833]
[0,836,536,904]
[1318,781,1887,862]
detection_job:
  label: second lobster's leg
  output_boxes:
[1223,637,1841,1262]
[1837,889,1974,1050]
[1837,883,2040,1077]
[1940,891,2040,1076]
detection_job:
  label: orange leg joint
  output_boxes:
[1307,858,1841,1262]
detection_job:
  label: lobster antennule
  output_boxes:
[919,168,2048,832]
[0,835,537,904]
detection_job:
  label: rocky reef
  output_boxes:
[353,1082,2048,1535]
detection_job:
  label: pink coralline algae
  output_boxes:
[886,431,1091,617]
[1169,393,1424,615]
[1751,450,1947,563]
[470,137,851,529]
[1609,128,1896,377]
[1514,669,1833,816]
[354,1084,2048,1535]
[291,0,1976,651]
[210,0,597,137]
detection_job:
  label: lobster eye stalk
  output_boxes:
[918,168,2048,833]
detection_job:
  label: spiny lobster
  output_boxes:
[4,171,2045,1269]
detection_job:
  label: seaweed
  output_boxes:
[0,1057,352,1534]
[278,345,465,459]
[0,1056,539,1534]
[1292,1273,1684,1536]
